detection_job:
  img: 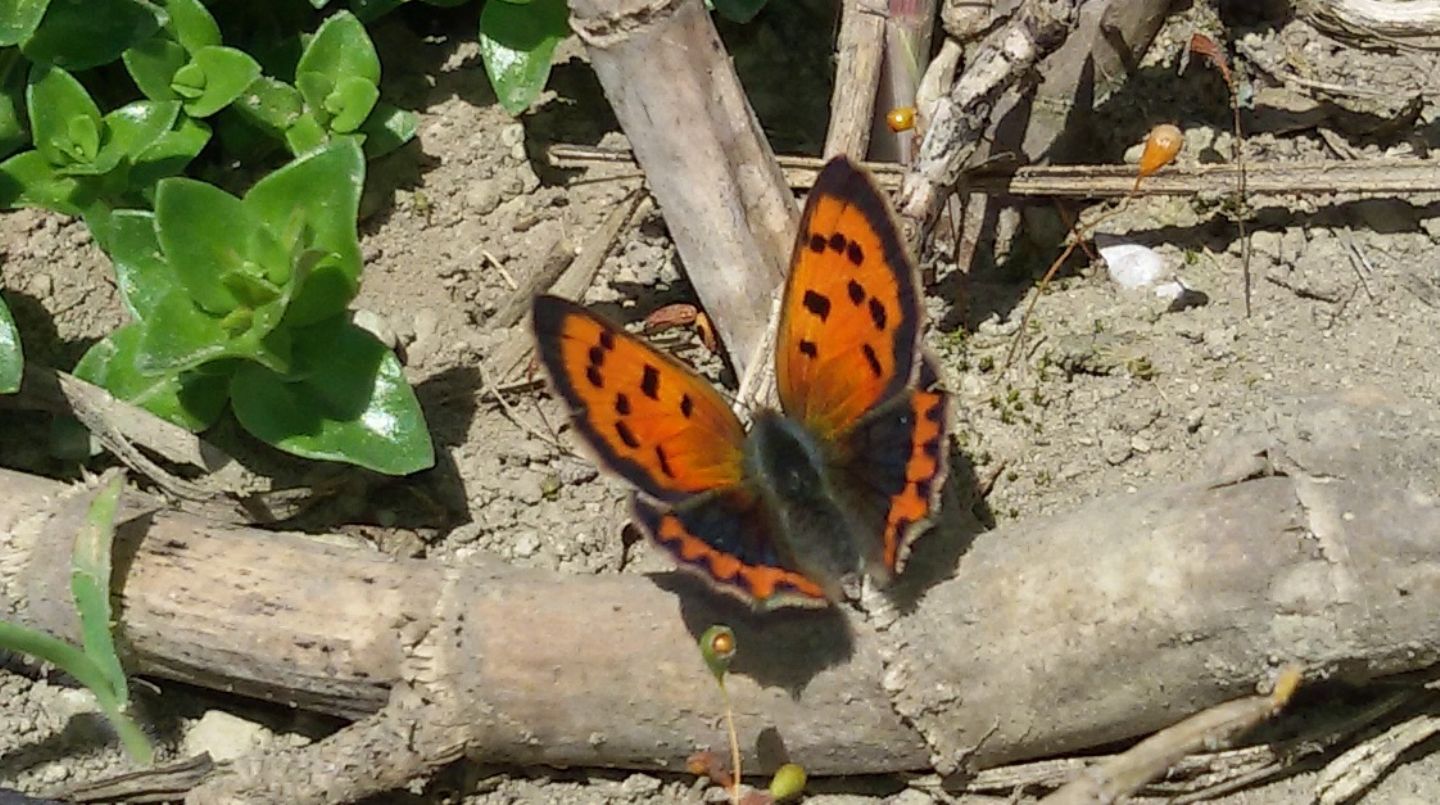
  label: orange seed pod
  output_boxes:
[1138,123,1183,179]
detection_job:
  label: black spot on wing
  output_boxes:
[641,364,660,400]
[586,365,603,388]
[808,233,826,253]
[847,279,865,305]
[846,241,864,266]
[922,437,941,459]
[861,343,882,377]
[799,340,818,358]
[614,392,632,416]
[868,298,887,331]
[655,445,675,478]
[680,393,694,418]
[587,345,605,366]
[615,420,640,449]
[827,232,846,252]
[599,329,615,350]
[802,290,831,322]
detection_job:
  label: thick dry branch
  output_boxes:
[4,390,1440,792]
[567,0,796,378]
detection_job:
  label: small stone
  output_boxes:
[499,122,525,148]
[513,532,541,558]
[465,179,502,216]
[183,710,275,762]
[1185,407,1205,433]
[511,469,546,504]
[1102,432,1132,465]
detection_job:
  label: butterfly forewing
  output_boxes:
[775,157,922,437]
[532,295,746,502]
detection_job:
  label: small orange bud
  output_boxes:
[1138,123,1183,179]
[886,106,916,133]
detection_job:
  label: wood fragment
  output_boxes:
[824,0,887,158]
[2,365,266,502]
[1299,0,1440,47]
[1040,667,1302,805]
[60,753,215,803]
[549,145,1440,199]
[485,233,580,334]
[569,0,797,378]
[1315,709,1440,805]
[483,188,645,383]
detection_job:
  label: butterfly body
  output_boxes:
[533,156,950,608]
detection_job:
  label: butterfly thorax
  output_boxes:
[742,410,862,599]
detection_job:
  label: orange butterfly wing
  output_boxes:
[532,295,745,502]
[775,157,922,435]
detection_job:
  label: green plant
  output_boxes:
[478,0,570,115]
[0,63,209,221]
[0,0,432,473]
[0,472,153,764]
[0,292,20,393]
[74,139,433,474]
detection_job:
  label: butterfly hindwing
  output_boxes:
[775,157,922,437]
[634,489,829,607]
[532,295,746,502]
[835,356,950,577]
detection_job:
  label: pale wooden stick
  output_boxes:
[550,145,1440,198]
[569,0,797,379]
[824,0,887,159]
[1040,668,1301,804]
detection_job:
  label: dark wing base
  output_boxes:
[633,490,830,608]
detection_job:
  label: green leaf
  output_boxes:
[230,316,433,474]
[0,292,21,393]
[284,113,328,156]
[27,63,102,168]
[162,0,220,53]
[711,0,768,23]
[0,50,29,159]
[139,287,292,374]
[357,101,416,159]
[296,11,380,87]
[325,75,378,134]
[0,0,50,46]
[0,149,82,213]
[70,470,155,765]
[123,35,187,101]
[74,324,230,430]
[244,139,364,325]
[76,99,181,178]
[478,0,569,115]
[21,0,164,70]
[231,75,303,136]
[182,46,262,118]
[154,178,268,315]
[102,210,172,320]
[128,114,211,193]
[71,471,127,704]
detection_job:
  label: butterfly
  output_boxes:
[531,156,950,608]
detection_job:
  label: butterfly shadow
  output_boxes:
[881,443,992,616]
[652,572,858,695]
